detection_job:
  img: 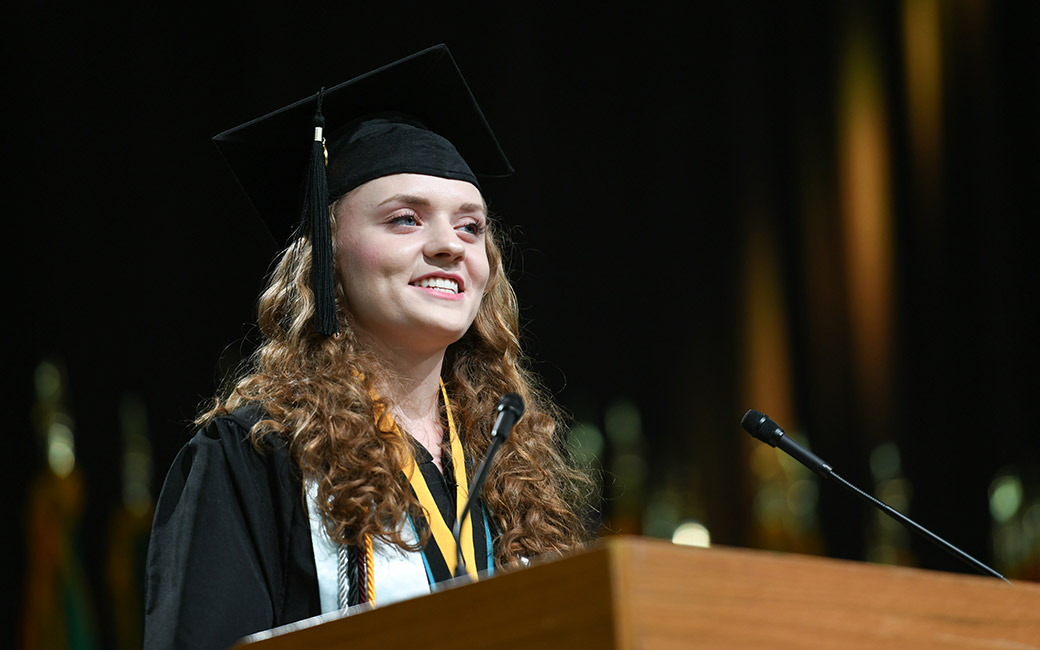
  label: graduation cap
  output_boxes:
[212,44,513,335]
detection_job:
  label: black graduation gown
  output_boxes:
[143,405,320,650]
[143,405,493,650]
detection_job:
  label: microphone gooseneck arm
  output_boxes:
[452,393,525,579]
[741,409,1010,584]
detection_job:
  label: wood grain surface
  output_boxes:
[238,536,1040,649]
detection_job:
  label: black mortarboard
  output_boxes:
[212,44,513,335]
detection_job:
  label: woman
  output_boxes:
[143,45,592,650]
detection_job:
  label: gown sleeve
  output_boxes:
[143,407,320,650]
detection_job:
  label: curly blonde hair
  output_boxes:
[200,208,592,566]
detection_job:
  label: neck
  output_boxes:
[388,354,445,422]
[367,340,449,471]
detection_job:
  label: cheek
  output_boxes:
[335,237,375,305]
[338,234,387,282]
[471,250,491,295]
[349,247,384,277]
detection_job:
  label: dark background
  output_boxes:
[8,1,1038,648]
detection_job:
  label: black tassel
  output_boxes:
[346,543,362,606]
[304,88,338,336]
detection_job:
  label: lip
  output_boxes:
[410,272,466,297]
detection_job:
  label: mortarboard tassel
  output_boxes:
[305,88,339,336]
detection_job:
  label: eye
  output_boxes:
[457,220,486,237]
[388,211,420,227]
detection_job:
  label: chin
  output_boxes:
[390,320,473,354]
[426,324,472,347]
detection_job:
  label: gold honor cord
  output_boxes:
[375,379,478,579]
[441,378,477,578]
[364,534,375,603]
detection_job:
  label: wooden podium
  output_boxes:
[238,536,1040,649]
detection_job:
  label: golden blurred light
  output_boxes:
[604,399,642,447]
[869,543,901,565]
[902,0,944,210]
[119,394,154,515]
[672,521,711,548]
[47,420,76,478]
[993,525,1024,565]
[754,484,788,520]
[867,445,914,566]
[1023,502,1040,536]
[869,442,902,482]
[643,488,683,538]
[877,478,913,514]
[741,218,795,432]
[34,361,62,401]
[989,474,1024,523]
[838,14,895,424]
[612,452,647,487]
[786,479,820,518]
[750,443,783,481]
[567,422,605,466]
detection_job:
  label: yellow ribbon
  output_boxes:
[374,378,477,579]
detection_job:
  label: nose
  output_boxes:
[423,219,465,262]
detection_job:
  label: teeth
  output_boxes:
[416,277,459,293]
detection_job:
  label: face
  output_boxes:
[333,173,490,356]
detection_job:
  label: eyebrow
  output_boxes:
[378,193,487,215]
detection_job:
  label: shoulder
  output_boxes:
[191,403,288,458]
[196,402,268,442]
[158,404,295,510]
[151,403,304,548]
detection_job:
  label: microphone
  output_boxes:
[741,409,1010,583]
[742,410,834,477]
[452,393,524,579]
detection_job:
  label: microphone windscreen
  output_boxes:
[498,393,525,418]
[742,409,786,447]
[741,409,767,437]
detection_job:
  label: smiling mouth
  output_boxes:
[413,277,459,294]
